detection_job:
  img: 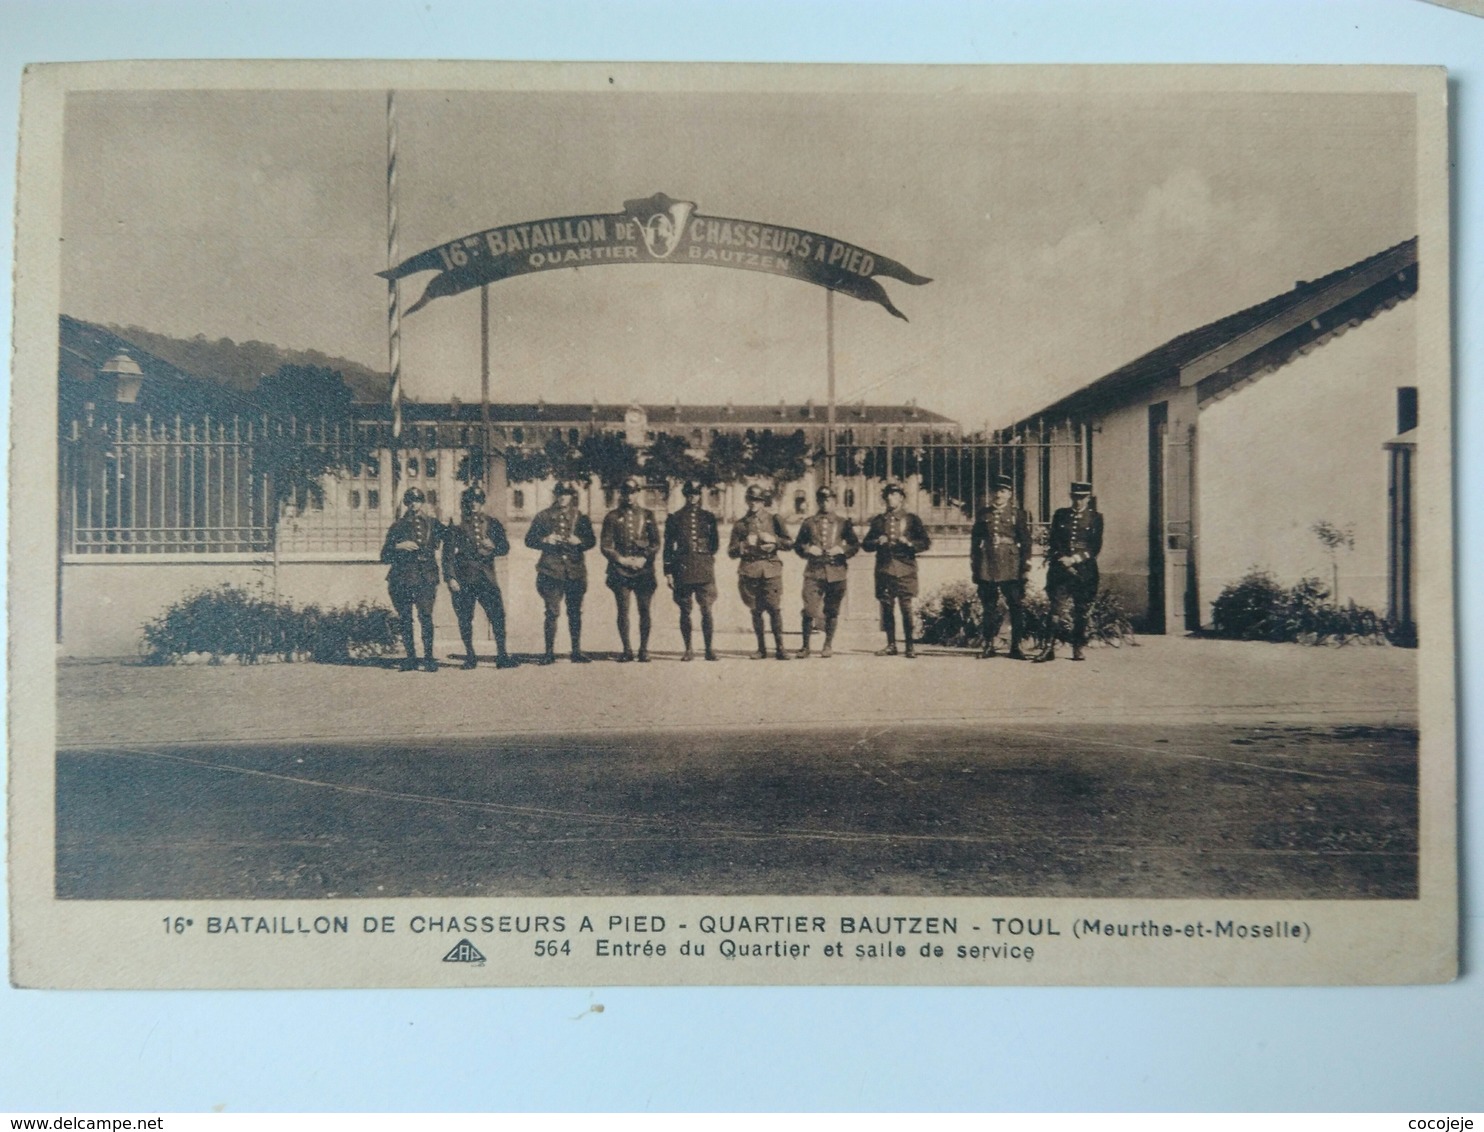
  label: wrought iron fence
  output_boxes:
[59,413,1088,555]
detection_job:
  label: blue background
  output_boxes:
[1,0,1480,1112]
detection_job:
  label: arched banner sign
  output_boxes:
[380,192,932,320]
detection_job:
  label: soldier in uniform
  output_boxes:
[380,486,442,672]
[793,485,860,658]
[861,482,932,658]
[728,484,793,660]
[524,482,596,665]
[441,484,516,670]
[601,475,662,662]
[970,473,1033,659]
[1037,480,1104,662]
[664,479,721,661]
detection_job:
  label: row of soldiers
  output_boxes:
[380,474,1103,671]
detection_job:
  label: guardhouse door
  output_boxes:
[1146,402,1168,633]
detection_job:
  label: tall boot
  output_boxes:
[494,627,516,668]
[541,615,558,665]
[1007,609,1026,660]
[569,603,590,663]
[771,611,789,660]
[751,610,768,659]
[821,615,837,659]
[419,610,437,672]
[637,600,652,663]
[876,603,898,656]
[615,599,634,661]
[796,615,813,658]
[679,607,694,661]
[903,606,916,659]
[459,626,478,669]
[701,607,718,661]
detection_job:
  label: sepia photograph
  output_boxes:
[8,60,1455,988]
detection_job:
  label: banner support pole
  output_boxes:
[386,89,403,499]
[480,282,492,492]
[825,287,836,488]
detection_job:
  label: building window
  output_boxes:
[426,490,438,509]
[708,489,721,507]
[512,489,525,511]
[1397,386,1419,433]
[794,491,806,514]
[367,490,380,511]
[364,457,380,479]
[349,490,362,510]
[844,488,855,508]
[424,457,437,478]
[406,458,418,477]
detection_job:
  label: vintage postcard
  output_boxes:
[8,61,1455,987]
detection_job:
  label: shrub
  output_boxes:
[141,584,400,665]
[916,579,1135,651]
[1210,569,1289,641]
[915,580,983,647]
[1210,570,1392,645]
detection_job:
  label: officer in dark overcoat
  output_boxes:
[728,484,793,660]
[380,486,442,672]
[601,475,662,662]
[793,485,860,658]
[861,482,932,658]
[663,479,721,661]
[1037,480,1104,662]
[524,482,597,665]
[970,473,1034,659]
[442,484,516,670]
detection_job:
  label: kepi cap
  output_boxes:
[1070,480,1093,497]
[460,484,486,507]
[744,484,769,503]
[619,475,643,494]
[881,482,905,499]
[402,487,426,505]
[992,474,1014,492]
[682,480,704,497]
[553,482,578,498]
[815,485,836,501]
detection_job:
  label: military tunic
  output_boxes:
[971,505,1033,584]
[525,503,597,584]
[380,510,441,661]
[664,503,720,604]
[970,503,1034,653]
[728,510,792,611]
[794,511,860,622]
[1046,505,1104,648]
[524,503,596,646]
[601,503,661,594]
[380,511,441,603]
[862,509,932,600]
[442,513,511,652]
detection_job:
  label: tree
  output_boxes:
[748,429,814,501]
[579,432,640,491]
[645,432,708,492]
[1312,520,1355,602]
[245,366,366,516]
[706,433,749,485]
[251,364,356,422]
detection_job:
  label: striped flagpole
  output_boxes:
[386,89,403,493]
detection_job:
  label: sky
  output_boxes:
[60,80,1417,427]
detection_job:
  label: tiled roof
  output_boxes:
[384,401,959,427]
[1012,237,1418,427]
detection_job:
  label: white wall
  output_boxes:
[1197,299,1414,618]
[1086,384,1170,625]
